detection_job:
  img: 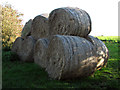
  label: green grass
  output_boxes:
[96,36,120,41]
[2,36,120,89]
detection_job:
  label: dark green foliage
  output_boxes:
[2,51,20,61]
[2,46,11,51]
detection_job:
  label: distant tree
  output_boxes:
[2,3,23,48]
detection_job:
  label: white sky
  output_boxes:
[0,0,119,36]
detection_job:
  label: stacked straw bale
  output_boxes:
[11,37,23,53]
[46,35,98,80]
[86,35,109,70]
[34,38,49,68]
[12,36,35,62]
[18,36,35,62]
[49,7,91,37]
[21,19,33,39]
[31,14,49,40]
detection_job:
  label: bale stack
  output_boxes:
[12,13,49,62]
[11,7,109,80]
[34,38,49,68]
[49,7,91,37]
[31,14,49,40]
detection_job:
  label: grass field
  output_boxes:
[2,36,120,89]
[96,36,120,42]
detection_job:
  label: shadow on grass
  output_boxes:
[2,59,119,89]
[2,42,119,89]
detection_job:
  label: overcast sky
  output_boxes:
[0,0,119,36]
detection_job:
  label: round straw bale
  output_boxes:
[21,19,32,39]
[34,38,49,68]
[46,35,97,80]
[31,15,49,40]
[86,35,109,70]
[11,37,23,53]
[49,7,91,37]
[17,36,36,62]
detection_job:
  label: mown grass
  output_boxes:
[96,36,120,41]
[2,36,120,89]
